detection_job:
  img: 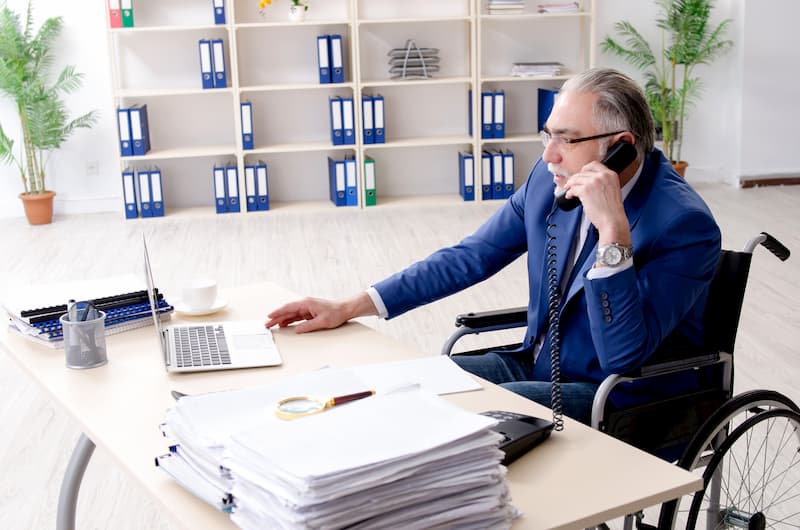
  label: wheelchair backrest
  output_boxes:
[703,249,752,355]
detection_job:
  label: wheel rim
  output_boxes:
[658,392,800,530]
[686,408,800,529]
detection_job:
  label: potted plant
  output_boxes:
[0,1,97,224]
[258,0,309,22]
[601,0,733,176]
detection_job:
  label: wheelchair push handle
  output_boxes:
[754,232,790,261]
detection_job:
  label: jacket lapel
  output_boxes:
[562,152,658,303]
[536,206,581,332]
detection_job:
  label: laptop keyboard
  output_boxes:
[174,325,231,367]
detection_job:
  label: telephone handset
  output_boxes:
[554,140,638,211]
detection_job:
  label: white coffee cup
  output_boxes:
[182,278,218,311]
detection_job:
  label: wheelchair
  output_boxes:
[442,233,799,530]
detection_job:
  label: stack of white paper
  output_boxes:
[537,2,579,14]
[157,363,517,529]
[225,388,517,529]
[159,369,373,512]
[510,61,564,77]
[487,0,525,15]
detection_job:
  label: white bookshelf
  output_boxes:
[106,0,594,216]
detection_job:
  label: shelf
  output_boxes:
[239,82,354,93]
[358,16,471,25]
[110,24,225,33]
[367,194,484,208]
[480,75,572,84]
[234,19,352,29]
[364,135,472,150]
[480,12,591,21]
[482,134,542,145]
[115,87,234,98]
[361,76,472,89]
[120,145,236,161]
[244,142,356,155]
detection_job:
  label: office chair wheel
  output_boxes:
[656,390,800,529]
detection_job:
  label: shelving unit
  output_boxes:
[106,0,594,216]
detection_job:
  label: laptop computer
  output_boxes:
[143,236,282,373]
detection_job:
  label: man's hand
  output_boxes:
[563,160,631,246]
[266,292,378,333]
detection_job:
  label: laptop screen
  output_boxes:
[142,234,168,363]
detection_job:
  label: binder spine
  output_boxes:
[317,35,331,84]
[240,102,254,150]
[211,39,227,88]
[213,0,226,24]
[363,157,376,206]
[245,165,258,212]
[256,161,270,211]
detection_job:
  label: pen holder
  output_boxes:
[60,311,108,369]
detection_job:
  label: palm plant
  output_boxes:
[601,0,733,166]
[0,1,97,195]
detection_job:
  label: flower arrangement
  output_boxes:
[258,0,309,13]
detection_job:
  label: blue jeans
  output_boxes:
[452,351,599,426]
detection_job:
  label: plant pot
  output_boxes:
[672,160,688,177]
[19,190,55,225]
[288,5,306,22]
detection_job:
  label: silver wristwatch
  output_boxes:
[595,243,634,267]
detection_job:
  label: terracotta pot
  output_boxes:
[672,160,688,177]
[19,190,56,225]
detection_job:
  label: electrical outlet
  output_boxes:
[86,160,99,176]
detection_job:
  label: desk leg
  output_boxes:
[56,433,95,530]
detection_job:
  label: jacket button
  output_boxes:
[604,315,613,323]
[600,291,609,300]
[601,300,610,308]
[603,307,612,316]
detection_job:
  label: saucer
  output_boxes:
[172,298,229,316]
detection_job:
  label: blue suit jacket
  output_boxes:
[374,149,721,403]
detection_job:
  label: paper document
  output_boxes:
[158,368,518,528]
[352,355,482,395]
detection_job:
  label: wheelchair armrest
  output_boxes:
[455,306,527,330]
[442,307,527,357]
[622,351,722,379]
[591,350,730,429]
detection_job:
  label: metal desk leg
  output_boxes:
[56,433,95,530]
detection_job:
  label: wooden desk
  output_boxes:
[1,283,700,530]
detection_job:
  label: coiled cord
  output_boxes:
[544,207,565,431]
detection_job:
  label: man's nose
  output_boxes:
[542,142,561,164]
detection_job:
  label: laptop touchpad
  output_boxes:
[233,333,271,351]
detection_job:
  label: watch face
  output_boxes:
[604,245,623,265]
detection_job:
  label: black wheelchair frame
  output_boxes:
[442,233,799,530]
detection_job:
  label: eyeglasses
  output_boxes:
[539,130,627,149]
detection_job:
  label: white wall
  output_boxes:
[0,0,796,219]
[739,0,800,179]
[0,0,119,218]
[595,0,745,184]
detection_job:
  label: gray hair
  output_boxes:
[560,68,655,159]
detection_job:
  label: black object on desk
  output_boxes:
[481,410,555,465]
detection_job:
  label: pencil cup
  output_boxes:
[60,311,108,369]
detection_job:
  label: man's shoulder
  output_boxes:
[644,151,715,218]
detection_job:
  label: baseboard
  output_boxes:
[740,176,800,188]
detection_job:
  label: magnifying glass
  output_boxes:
[275,390,376,420]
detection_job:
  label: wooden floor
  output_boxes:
[1,182,798,530]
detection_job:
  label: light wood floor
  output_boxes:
[1,183,798,530]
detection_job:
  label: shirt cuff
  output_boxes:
[586,258,633,280]
[366,287,389,319]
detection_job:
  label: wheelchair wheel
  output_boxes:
[656,390,800,529]
[686,407,800,529]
